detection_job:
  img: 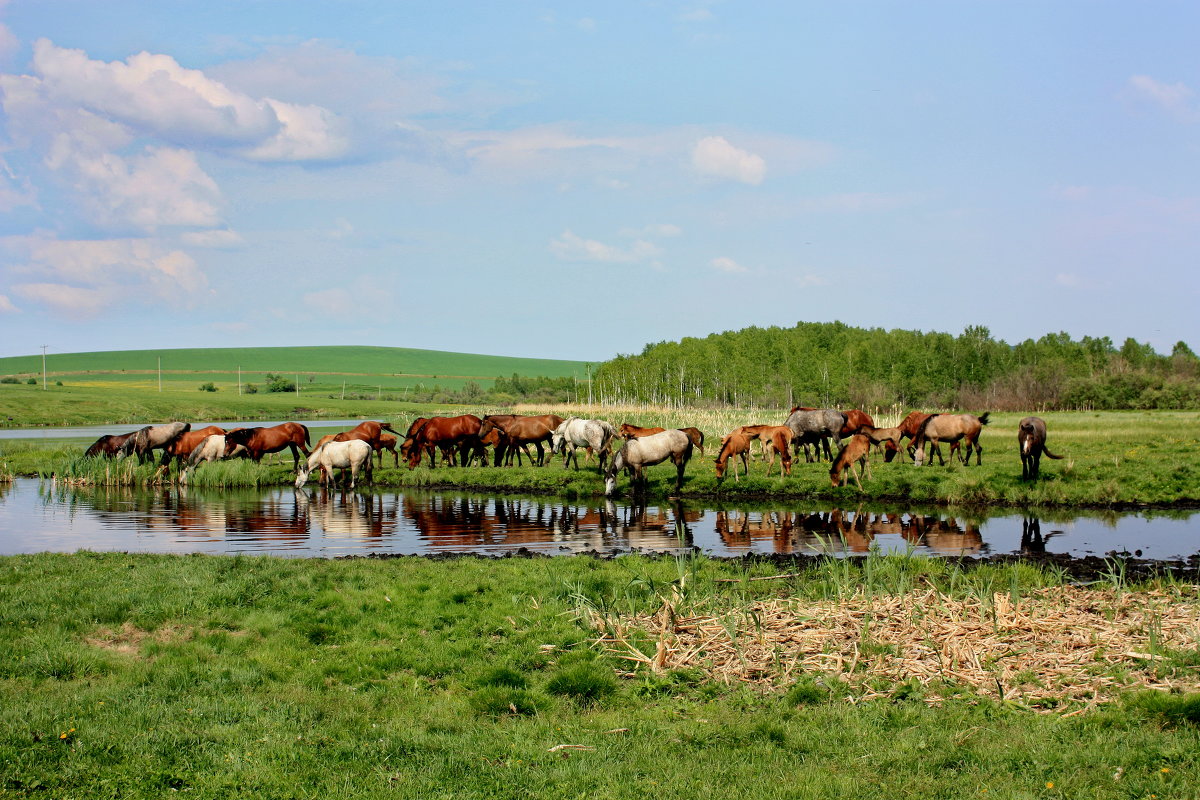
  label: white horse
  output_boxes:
[604,429,693,497]
[551,417,617,471]
[296,440,373,490]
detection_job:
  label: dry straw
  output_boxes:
[589,585,1200,712]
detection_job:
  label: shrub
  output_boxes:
[264,373,295,393]
[243,383,258,394]
[0,376,19,384]
[26,378,36,385]
[198,382,217,392]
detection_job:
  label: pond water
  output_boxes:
[0,419,370,441]
[0,478,1197,560]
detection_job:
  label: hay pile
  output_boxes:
[591,585,1200,710]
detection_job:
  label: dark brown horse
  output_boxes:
[1018,416,1063,480]
[406,415,483,469]
[84,431,136,458]
[478,415,563,467]
[223,422,311,468]
[839,409,875,438]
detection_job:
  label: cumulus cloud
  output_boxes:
[550,230,662,264]
[1128,75,1194,117]
[9,236,209,316]
[21,39,349,160]
[692,135,766,184]
[711,256,746,273]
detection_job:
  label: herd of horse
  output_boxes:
[83,406,1062,495]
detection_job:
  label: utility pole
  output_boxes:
[41,345,47,390]
[238,366,242,395]
[341,380,346,400]
[295,374,300,397]
[158,356,162,392]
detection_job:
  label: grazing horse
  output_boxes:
[784,408,846,462]
[912,412,991,466]
[119,422,192,465]
[839,409,876,438]
[857,425,906,460]
[375,432,400,467]
[758,425,795,477]
[550,418,617,471]
[605,429,693,497]
[729,424,776,461]
[478,415,562,467]
[895,411,961,463]
[163,425,226,467]
[405,415,483,469]
[296,440,373,490]
[223,422,311,469]
[677,427,706,455]
[1018,416,1063,480]
[830,434,873,490]
[84,431,136,458]
[188,434,234,466]
[714,431,752,483]
[317,421,400,468]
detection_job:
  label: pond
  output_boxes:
[0,478,1197,560]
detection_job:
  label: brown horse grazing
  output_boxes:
[857,425,906,461]
[759,425,794,477]
[223,422,311,468]
[714,431,753,482]
[1018,416,1063,480]
[912,412,990,466]
[84,431,136,458]
[895,411,960,463]
[163,425,226,467]
[406,415,483,469]
[830,434,873,490]
[677,427,706,455]
[316,421,400,468]
[375,432,399,467]
[480,415,562,467]
[619,423,666,440]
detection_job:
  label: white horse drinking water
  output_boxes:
[295,440,374,490]
[604,429,693,497]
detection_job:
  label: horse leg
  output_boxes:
[535,442,546,467]
[974,438,983,466]
[850,462,864,492]
[739,451,748,480]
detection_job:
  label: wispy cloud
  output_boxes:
[692,135,766,185]
[711,256,746,273]
[550,230,662,265]
[1127,74,1196,118]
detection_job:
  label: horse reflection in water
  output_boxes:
[1019,517,1065,555]
[298,489,397,542]
[400,494,696,553]
[715,509,985,555]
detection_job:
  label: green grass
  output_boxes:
[0,551,1197,798]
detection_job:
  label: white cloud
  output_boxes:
[1128,75,1194,117]
[622,223,682,238]
[692,135,766,184]
[550,230,662,264]
[0,294,18,313]
[0,156,36,212]
[711,256,746,273]
[180,229,244,249]
[9,235,209,317]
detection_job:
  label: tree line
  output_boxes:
[590,322,1200,411]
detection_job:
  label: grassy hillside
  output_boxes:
[0,346,590,393]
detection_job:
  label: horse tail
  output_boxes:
[380,421,398,434]
[977,412,991,426]
[300,423,311,445]
[1042,446,1065,460]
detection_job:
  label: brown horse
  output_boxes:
[223,422,311,468]
[84,431,137,458]
[758,425,794,477]
[857,424,906,461]
[714,431,753,482]
[1018,416,1063,480]
[677,427,706,455]
[830,434,873,489]
[619,423,666,439]
[405,415,483,469]
[316,420,399,467]
[912,412,990,466]
[895,411,960,463]
[839,409,876,438]
[163,425,226,467]
[479,415,563,467]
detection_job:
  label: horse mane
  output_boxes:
[912,413,941,445]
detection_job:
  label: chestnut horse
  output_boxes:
[619,423,666,439]
[223,422,311,469]
[758,425,794,477]
[478,414,564,467]
[163,425,226,467]
[714,431,753,482]
[405,415,483,469]
[839,409,875,438]
[830,434,873,490]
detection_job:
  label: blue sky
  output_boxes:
[1,1,1197,362]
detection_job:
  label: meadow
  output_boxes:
[1,550,1198,799]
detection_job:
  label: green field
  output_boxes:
[0,346,590,393]
[1,551,1197,799]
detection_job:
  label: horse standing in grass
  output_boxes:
[405,415,483,469]
[84,432,136,458]
[784,408,846,462]
[912,412,991,466]
[830,434,873,490]
[551,418,617,471]
[163,425,226,468]
[296,440,373,490]
[1018,416,1063,480]
[714,431,753,483]
[758,425,794,477]
[605,429,693,497]
[677,427,706,455]
[223,422,311,469]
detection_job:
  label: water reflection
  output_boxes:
[0,479,1196,559]
[714,509,986,555]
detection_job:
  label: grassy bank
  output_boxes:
[6,409,1200,508]
[1,551,1197,798]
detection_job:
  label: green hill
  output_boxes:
[0,345,590,392]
